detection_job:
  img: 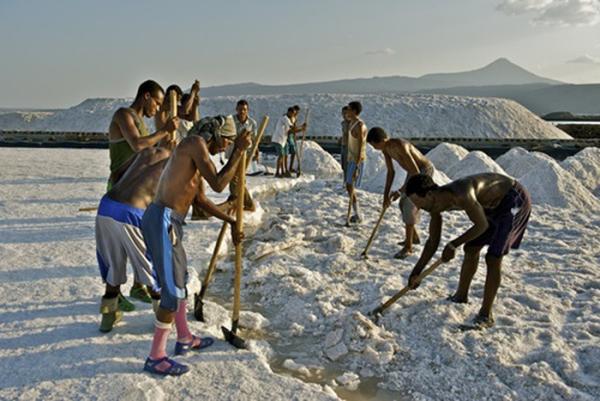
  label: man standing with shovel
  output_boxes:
[366,127,435,259]
[141,115,252,376]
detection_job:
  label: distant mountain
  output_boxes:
[200,58,561,97]
[420,58,561,86]
[420,83,600,115]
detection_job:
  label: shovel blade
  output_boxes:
[221,326,247,349]
[193,293,205,322]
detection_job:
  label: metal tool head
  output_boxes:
[221,326,247,349]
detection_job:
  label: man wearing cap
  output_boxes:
[141,115,252,376]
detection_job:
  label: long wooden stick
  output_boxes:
[169,89,177,141]
[231,151,246,330]
[195,116,269,298]
[296,108,310,177]
[360,205,388,258]
[370,258,444,316]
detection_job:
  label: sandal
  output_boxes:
[143,356,189,376]
[174,335,215,356]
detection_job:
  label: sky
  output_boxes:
[1,0,599,108]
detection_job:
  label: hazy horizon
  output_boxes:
[2,0,600,108]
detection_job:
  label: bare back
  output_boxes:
[108,148,171,209]
[445,173,515,212]
[384,138,431,175]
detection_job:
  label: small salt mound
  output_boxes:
[361,144,451,193]
[560,147,600,197]
[426,143,469,174]
[520,158,600,210]
[297,140,342,177]
[446,151,508,180]
[496,147,554,179]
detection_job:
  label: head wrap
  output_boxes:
[188,115,237,142]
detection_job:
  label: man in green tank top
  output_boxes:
[107,80,179,189]
[106,79,179,306]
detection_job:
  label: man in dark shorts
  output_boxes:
[141,115,252,376]
[405,173,531,329]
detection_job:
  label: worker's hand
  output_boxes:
[191,80,200,94]
[234,131,252,151]
[230,222,245,245]
[408,271,422,289]
[442,242,456,262]
[301,123,307,131]
[165,116,180,132]
[253,151,260,162]
[383,196,391,210]
[164,137,178,150]
[390,190,401,202]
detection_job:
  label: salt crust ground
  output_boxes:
[0,148,337,401]
[1,145,599,401]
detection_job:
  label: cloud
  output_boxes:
[496,0,600,26]
[567,54,600,63]
[364,48,396,56]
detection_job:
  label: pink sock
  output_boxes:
[149,319,171,360]
[175,300,192,342]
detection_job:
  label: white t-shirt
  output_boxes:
[271,115,292,146]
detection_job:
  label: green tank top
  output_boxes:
[107,109,149,189]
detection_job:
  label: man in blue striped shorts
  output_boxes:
[142,115,252,376]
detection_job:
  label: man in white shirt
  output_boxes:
[272,107,305,177]
[228,99,258,210]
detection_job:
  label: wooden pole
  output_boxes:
[370,259,444,316]
[297,108,310,177]
[169,89,177,141]
[231,150,246,330]
[194,116,270,321]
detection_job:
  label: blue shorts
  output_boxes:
[274,143,288,157]
[141,203,188,311]
[346,161,363,187]
[287,137,296,155]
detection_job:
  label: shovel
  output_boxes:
[296,108,310,178]
[360,205,388,259]
[370,258,444,319]
[193,116,269,322]
[221,151,247,349]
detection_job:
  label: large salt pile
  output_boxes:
[520,158,600,210]
[425,142,469,175]
[446,150,508,180]
[361,144,451,193]
[496,147,555,179]
[560,147,600,197]
[297,140,342,177]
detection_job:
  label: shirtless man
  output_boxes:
[96,147,171,332]
[107,80,178,188]
[141,115,252,376]
[367,127,435,258]
[107,80,179,305]
[405,173,531,329]
[346,101,367,223]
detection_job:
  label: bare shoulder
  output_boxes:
[180,135,209,156]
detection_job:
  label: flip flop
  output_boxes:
[143,356,189,376]
[174,335,215,356]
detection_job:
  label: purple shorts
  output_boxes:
[466,181,531,257]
